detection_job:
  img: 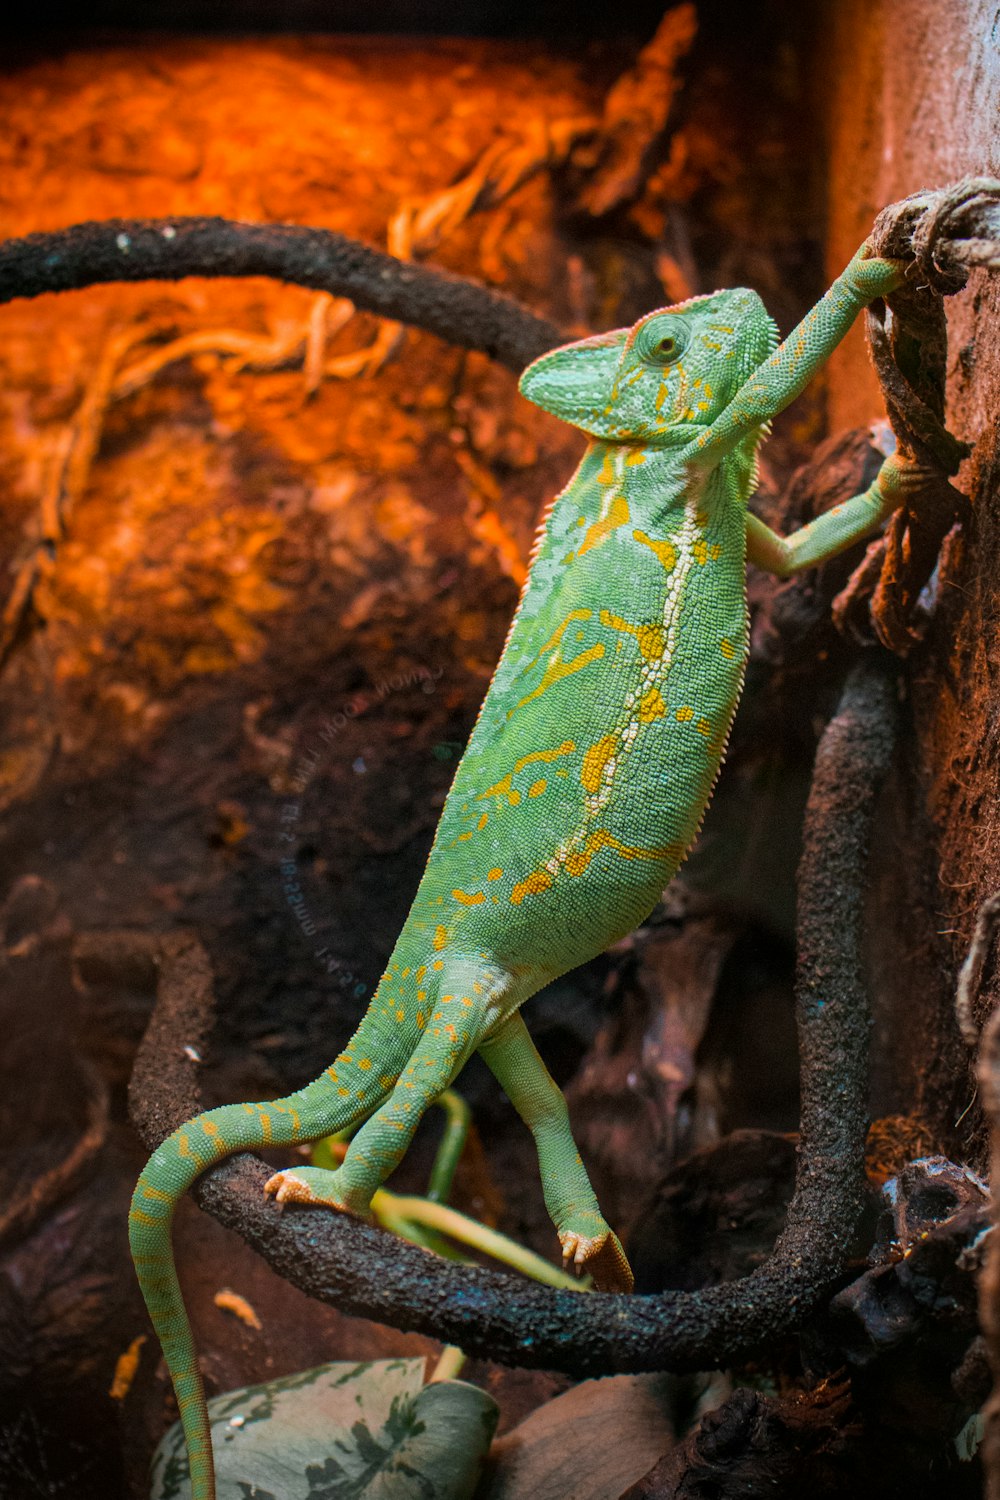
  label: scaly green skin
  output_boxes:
[130,242,912,1499]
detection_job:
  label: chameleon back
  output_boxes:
[398,432,753,991]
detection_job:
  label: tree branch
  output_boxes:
[0,216,565,374]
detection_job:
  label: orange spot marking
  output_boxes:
[416,1010,425,1028]
[417,988,427,1001]
[581,735,618,794]
[433,959,444,970]
[510,870,554,904]
[433,925,448,950]
[416,965,427,982]
[710,543,722,559]
[624,448,646,466]
[633,529,677,574]
[638,687,667,722]
[693,538,709,565]
[486,867,503,881]
[395,1010,404,1023]
[600,608,665,662]
[528,778,546,797]
[358,1058,372,1071]
[477,812,488,830]
[453,888,485,906]
[676,706,694,723]
[720,638,736,660]
[697,718,712,737]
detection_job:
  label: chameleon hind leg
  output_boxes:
[266,968,494,1216]
[478,1011,634,1294]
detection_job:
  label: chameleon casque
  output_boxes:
[130,241,914,1498]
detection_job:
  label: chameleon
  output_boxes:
[130,240,915,1499]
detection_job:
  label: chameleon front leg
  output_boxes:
[745,448,923,577]
[477,1012,634,1294]
[699,244,909,463]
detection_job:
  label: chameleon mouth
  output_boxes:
[518,328,627,434]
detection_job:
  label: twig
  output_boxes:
[127,657,897,1374]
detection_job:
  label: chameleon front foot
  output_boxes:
[559,1226,634,1294]
[263,1167,374,1222]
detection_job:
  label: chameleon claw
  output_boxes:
[558,1228,635,1294]
[263,1168,374,1222]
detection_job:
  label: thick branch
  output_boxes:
[0,217,565,373]
[128,658,897,1374]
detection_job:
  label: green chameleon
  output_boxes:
[130,241,914,1499]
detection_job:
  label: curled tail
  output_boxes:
[129,1044,387,1500]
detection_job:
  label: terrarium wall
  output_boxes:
[816,0,1000,1151]
[0,2,997,1497]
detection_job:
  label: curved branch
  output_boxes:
[0,217,565,374]
[128,657,897,1375]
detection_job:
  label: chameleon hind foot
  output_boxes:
[559,1226,634,1294]
[263,1166,375,1223]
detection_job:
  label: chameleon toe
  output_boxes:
[559,1228,635,1294]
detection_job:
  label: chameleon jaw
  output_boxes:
[559,1228,635,1294]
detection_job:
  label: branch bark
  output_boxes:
[0,216,565,373]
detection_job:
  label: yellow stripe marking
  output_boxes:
[513,643,604,715]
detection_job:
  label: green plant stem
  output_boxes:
[386,1195,591,1291]
[426,1089,471,1203]
[428,1345,468,1384]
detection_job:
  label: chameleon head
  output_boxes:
[519,288,779,443]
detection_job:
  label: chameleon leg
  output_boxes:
[700,246,909,462]
[478,1012,634,1294]
[746,449,922,576]
[266,990,488,1217]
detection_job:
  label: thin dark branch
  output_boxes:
[127,657,897,1374]
[0,217,565,374]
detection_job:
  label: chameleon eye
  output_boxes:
[636,317,688,366]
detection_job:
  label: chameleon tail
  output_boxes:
[129,1047,387,1500]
